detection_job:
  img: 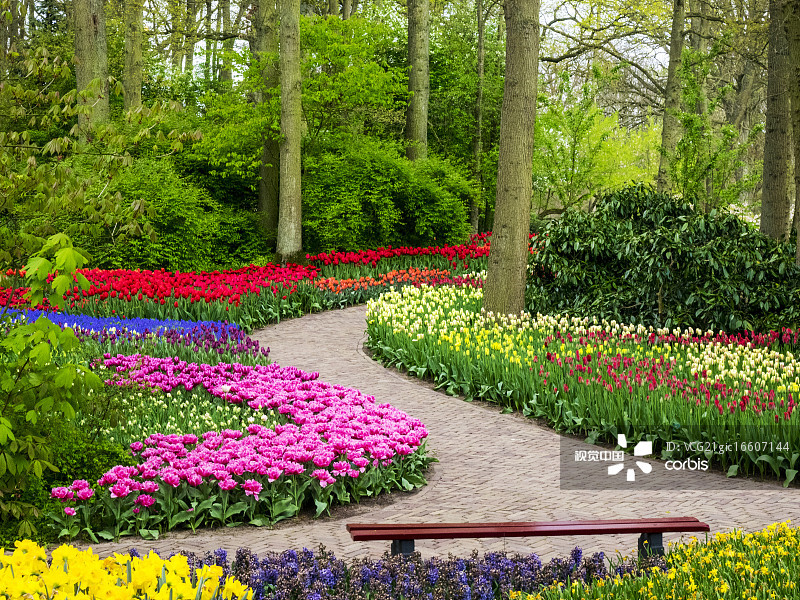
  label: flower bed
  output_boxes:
[366,285,800,484]
[1,263,319,331]
[6,309,270,366]
[1,244,496,332]
[0,540,252,599]
[135,544,660,600]
[516,521,799,600]
[309,267,483,309]
[305,232,543,280]
[51,356,431,541]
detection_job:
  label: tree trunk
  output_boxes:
[405,0,430,161]
[74,0,110,132]
[277,0,303,262]
[9,0,20,43]
[497,2,504,41]
[483,0,540,317]
[0,7,7,78]
[27,0,35,37]
[169,0,186,71]
[656,0,686,193]
[123,0,144,109]
[342,0,351,18]
[691,0,711,201]
[219,0,233,82]
[252,0,280,245]
[471,0,485,234]
[204,0,212,81]
[761,0,792,241]
[328,0,338,17]
[212,3,220,80]
[184,0,199,75]
[350,0,360,17]
[785,0,800,264]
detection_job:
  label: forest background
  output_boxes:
[1,0,800,272]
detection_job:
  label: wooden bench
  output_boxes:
[347,517,710,558]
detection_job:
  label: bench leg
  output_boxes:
[390,539,415,556]
[638,532,664,558]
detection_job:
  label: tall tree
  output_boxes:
[483,0,540,316]
[74,0,110,130]
[656,0,686,193]
[184,0,200,75]
[472,0,488,233]
[785,0,800,264]
[251,0,280,244]
[124,0,144,109]
[204,0,213,80]
[277,0,303,261]
[169,0,186,71]
[219,0,233,82]
[405,0,430,160]
[761,0,792,240]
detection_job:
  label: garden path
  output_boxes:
[94,306,800,560]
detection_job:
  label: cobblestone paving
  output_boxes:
[89,306,800,560]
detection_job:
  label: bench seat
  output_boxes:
[347,517,710,557]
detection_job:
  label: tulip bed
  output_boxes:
[45,338,430,542]
[513,521,800,600]
[366,285,800,485]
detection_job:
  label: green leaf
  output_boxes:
[784,470,798,488]
[756,454,781,476]
[272,498,297,520]
[169,511,194,528]
[25,256,53,281]
[225,501,248,519]
[29,342,51,366]
[54,247,78,273]
[726,464,739,478]
[139,528,160,540]
[54,367,76,389]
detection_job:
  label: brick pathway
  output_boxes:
[89,306,800,560]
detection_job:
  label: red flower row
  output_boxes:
[305,232,542,267]
[0,264,318,309]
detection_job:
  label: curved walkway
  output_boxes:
[92,306,799,560]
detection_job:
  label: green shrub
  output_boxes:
[529,184,800,332]
[89,159,268,270]
[48,427,134,488]
[302,138,471,252]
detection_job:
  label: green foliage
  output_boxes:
[190,15,406,204]
[301,16,407,145]
[0,42,192,533]
[429,7,504,153]
[0,311,103,536]
[0,44,197,280]
[80,159,269,271]
[666,46,762,211]
[302,137,472,252]
[49,427,134,488]
[529,184,800,332]
[532,69,659,215]
[187,91,266,201]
